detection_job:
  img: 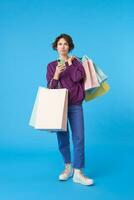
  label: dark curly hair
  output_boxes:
[52,33,75,53]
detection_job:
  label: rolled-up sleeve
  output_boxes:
[46,63,59,89]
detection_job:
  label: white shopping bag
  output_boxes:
[29,86,68,132]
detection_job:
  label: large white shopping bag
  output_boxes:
[29,86,68,132]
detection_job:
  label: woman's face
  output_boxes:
[56,38,69,55]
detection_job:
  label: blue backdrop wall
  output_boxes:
[0,0,134,199]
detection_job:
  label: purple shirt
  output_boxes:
[46,57,86,105]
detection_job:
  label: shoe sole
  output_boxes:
[73,178,94,186]
[59,173,73,181]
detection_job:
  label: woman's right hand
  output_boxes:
[54,63,66,79]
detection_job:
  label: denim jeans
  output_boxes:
[56,103,85,169]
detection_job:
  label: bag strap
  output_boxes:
[75,56,82,63]
[57,80,61,88]
[49,78,61,89]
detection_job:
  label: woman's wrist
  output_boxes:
[53,73,59,80]
[68,61,72,66]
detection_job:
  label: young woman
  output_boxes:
[46,33,94,186]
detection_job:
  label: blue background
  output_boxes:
[0,0,134,199]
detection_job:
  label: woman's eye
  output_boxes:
[58,43,68,45]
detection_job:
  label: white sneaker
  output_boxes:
[59,163,73,181]
[73,169,94,186]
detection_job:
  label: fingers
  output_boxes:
[57,63,66,73]
[57,63,64,67]
[57,63,66,68]
[68,56,75,62]
[59,66,66,72]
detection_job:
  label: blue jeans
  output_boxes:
[56,104,85,169]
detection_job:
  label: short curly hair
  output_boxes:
[52,33,75,53]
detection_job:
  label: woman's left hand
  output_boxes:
[67,56,76,65]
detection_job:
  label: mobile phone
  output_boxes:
[57,59,65,65]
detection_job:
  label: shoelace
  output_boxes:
[78,171,90,181]
[61,166,72,175]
